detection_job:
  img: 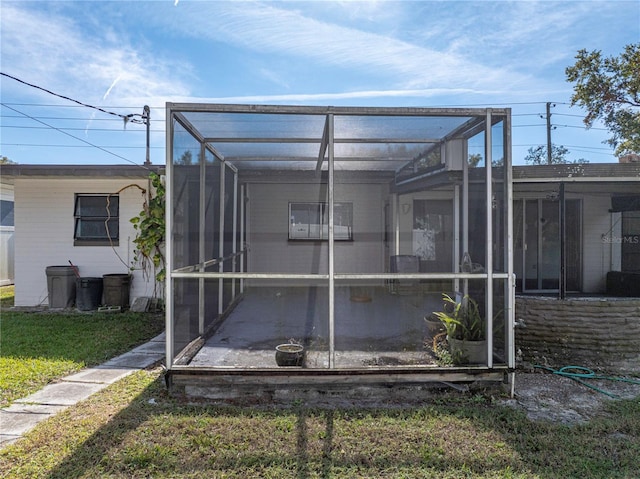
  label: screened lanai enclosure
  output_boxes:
[165,104,515,397]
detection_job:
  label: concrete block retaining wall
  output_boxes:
[515,296,640,373]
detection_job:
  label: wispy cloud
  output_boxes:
[1,3,190,105]
[154,1,530,92]
[2,1,635,112]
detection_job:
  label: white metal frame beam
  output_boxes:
[165,103,514,374]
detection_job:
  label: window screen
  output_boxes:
[74,194,119,245]
[289,202,353,240]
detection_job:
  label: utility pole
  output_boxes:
[546,102,552,165]
[143,105,151,166]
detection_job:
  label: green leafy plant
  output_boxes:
[565,43,640,156]
[130,172,166,283]
[432,293,485,341]
[427,331,454,366]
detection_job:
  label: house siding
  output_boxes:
[247,182,387,279]
[13,178,155,307]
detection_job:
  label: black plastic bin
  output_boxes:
[45,266,77,308]
[76,277,103,311]
[103,274,131,309]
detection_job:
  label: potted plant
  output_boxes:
[424,312,445,339]
[432,293,487,365]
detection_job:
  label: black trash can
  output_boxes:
[45,266,77,308]
[76,277,103,311]
[102,274,131,309]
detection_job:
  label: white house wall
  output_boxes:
[13,178,155,307]
[247,182,387,279]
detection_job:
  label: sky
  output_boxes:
[1,0,639,166]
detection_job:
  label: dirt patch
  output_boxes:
[503,369,640,425]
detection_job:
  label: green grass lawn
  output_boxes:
[1,284,639,478]
[0,285,164,407]
[1,368,639,478]
[0,284,15,308]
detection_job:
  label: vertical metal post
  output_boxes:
[144,105,151,166]
[504,109,515,369]
[462,141,469,297]
[232,171,238,299]
[328,113,335,369]
[165,105,174,369]
[454,184,460,292]
[198,144,206,335]
[485,109,494,368]
[240,183,245,294]
[392,194,400,256]
[559,182,566,299]
[218,164,226,315]
[546,102,552,165]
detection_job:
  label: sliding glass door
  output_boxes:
[516,199,581,292]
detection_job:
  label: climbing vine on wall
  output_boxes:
[130,171,166,283]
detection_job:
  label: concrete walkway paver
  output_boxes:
[0,332,165,449]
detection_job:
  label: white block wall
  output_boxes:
[13,178,156,306]
[247,182,387,276]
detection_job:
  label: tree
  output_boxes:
[565,43,640,156]
[466,154,504,167]
[0,155,15,164]
[468,153,482,167]
[524,144,588,165]
[176,150,193,165]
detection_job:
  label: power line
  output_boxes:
[3,125,165,133]
[1,102,163,111]
[0,72,148,126]
[1,103,145,165]
[3,144,162,149]
[1,113,159,123]
[554,124,608,131]
[554,113,589,118]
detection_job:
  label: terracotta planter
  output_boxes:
[425,315,445,338]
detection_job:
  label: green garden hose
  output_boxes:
[534,365,640,398]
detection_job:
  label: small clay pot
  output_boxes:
[275,343,304,367]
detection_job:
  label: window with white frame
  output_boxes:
[74,194,119,245]
[289,202,353,240]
